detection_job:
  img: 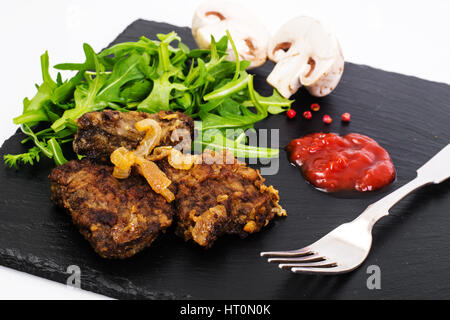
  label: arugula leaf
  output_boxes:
[20,124,53,158]
[137,33,187,112]
[98,40,158,60]
[137,69,187,112]
[13,52,57,125]
[200,75,267,130]
[194,126,279,159]
[185,58,207,90]
[120,79,152,102]
[54,43,100,71]
[96,53,144,102]
[47,138,67,166]
[8,31,294,169]
[51,71,84,105]
[5,127,69,168]
[40,51,57,89]
[175,92,193,110]
[203,71,251,101]
[243,89,293,114]
[51,44,107,132]
[226,30,240,81]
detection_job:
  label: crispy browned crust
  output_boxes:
[57,109,284,253]
[73,110,194,161]
[48,159,174,259]
[158,149,286,248]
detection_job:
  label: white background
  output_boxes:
[0,0,449,299]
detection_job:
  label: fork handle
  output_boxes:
[356,144,450,229]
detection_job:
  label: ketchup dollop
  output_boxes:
[286,133,395,192]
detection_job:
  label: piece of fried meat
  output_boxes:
[48,159,174,259]
[158,149,286,248]
[70,110,285,248]
[73,110,194,161]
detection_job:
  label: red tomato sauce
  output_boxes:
[286,133,395,192]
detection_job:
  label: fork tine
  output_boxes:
[267,253,324,264]
[260,247,311,258]
[279,260,337,270]
[290,265,350,275]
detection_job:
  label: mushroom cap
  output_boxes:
[267,16,344,98]
[192,1,270,69]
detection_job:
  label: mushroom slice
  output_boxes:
[267,16,344,98]
[192,1,270,69]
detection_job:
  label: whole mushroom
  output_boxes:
[192,1,270,69]
[267,16,344,98]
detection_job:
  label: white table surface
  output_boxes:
[1,0,449,299]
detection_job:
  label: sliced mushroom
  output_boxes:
[267,16,344,98]
[192,1,270,69]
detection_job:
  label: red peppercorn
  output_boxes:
[287,109,296,119]
[323,114,333,124]
[341,112,351,122]
[311,103,320,112]
[303,111,312,120]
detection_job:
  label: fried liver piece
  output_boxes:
[48,159,174,259]
[73,110,194,161]
[159,149,286,248]
[69,110,284,249]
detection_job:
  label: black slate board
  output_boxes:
[1,19,449,300]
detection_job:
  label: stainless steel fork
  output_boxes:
[261,144,450,274]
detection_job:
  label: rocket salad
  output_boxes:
[4,31,293,169]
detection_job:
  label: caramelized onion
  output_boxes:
[168,148,194,170]
[147,146,173,161]
[113,166,132,179]
[135,157,175,202]
[111,147,136,179]
[146,146,194,170]
[134,119,162,158]
[160,188,176,203]
[109,119,191,203]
